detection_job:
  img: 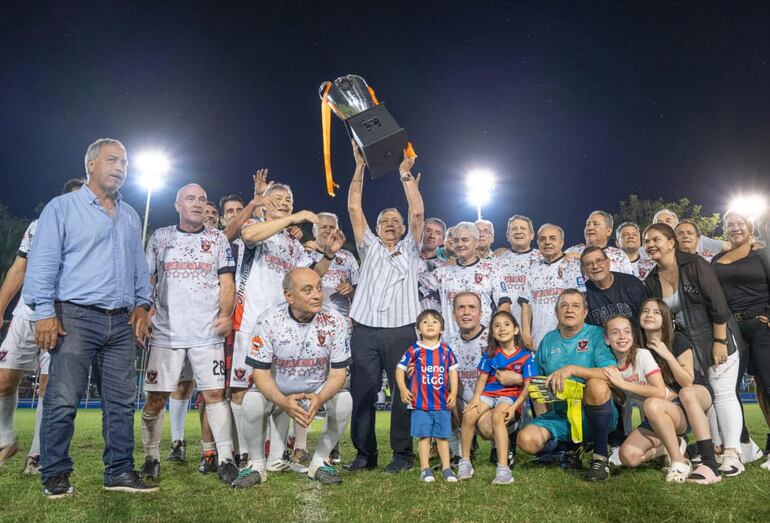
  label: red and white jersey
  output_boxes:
[416,255,449,311]
[630,256,656,281]
[245,303,352,395]
[233,220,314,333]
[565,244,633,275]
[146,226,235,348]
[522,255,586,347]
[495,249,540,325]
[444,328,488,402]
[13,220,37,320]
[420,258,506,337]
[308,248,360,317]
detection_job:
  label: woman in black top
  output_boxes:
[711,210,770,470]
[642,223,745,476]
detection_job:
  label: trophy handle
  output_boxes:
[318,81,331,100]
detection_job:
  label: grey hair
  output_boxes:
[265,183,293,199]
[474,219,494,237]
[537,223,565,240]
[615,221,640,243]
[653,208,679,225]
[376,208,404,226]
[175,183,206,203]
[424,217,447,235]
[589,210,614,231]
[282,271,296,292]
[84,138,125,177]
[445,226,455,241]
[507,215,534,233]
[313,212,339,237]
[453,221,479,240]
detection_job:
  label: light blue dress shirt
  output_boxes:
[22,184,152,320]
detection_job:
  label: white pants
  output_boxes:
[707,350,743,451]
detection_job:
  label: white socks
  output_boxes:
[205,400,234,463]
[141,409,166,460]
[28,397,43,456]
[309,391,352,474]
[241,391,270,472]
[294,422,308,450]
[230,401,249,455]
[168,397,188,442]
[0,393,18,447]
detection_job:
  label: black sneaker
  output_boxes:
[489,446,515,468]
[218,459,239,484]
[584,458,610,482]
[104,470,160,492]
[234,452,249,470]
[139,457,160,480]
[198,451,218,474]
[43,475,74,499]
[383,458,413,473]
[560,446,583,470]
[167,440,186,462]
[310,465,343,485]
[328,446,341,465]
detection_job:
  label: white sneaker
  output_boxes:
[665,461,691,483]
[741,439,764,464]
[608,446,622,467]
[266,459,290,472]
[718,449,744,477]
[760,456,770,471]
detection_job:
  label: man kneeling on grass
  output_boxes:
[516,289,619,481]
[233,268,352,487]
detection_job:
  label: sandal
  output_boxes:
[686,464,722,484]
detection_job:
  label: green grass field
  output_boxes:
[1,407,769,522]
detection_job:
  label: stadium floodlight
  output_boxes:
[466,169,495,220]
[728,194,768,223]
[135,151,171,245]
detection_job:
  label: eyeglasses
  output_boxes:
[582,258,608,269]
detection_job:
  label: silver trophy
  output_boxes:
[319,74,408,178]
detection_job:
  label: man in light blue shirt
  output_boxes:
[22,138,156,498]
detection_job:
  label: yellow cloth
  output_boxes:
[528,377,585,443]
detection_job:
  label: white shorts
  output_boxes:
[145,343,225,393]
[0,317,50,374]
[230,330,254,389]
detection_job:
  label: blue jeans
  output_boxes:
[40,302,137,483]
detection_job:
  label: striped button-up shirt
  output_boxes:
[350,228,421,328]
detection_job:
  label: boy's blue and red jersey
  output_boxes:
[397,342,458,411]
[478,347,535,398]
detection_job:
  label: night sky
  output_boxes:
[2,1,769,245]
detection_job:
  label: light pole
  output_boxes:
[135,151,170,245]
[466,169,495,220]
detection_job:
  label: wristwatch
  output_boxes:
[713,337,728,345]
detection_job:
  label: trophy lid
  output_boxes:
[319,74,376,120]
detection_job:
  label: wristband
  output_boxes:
[324,253,335,261]
[713,337,728,345]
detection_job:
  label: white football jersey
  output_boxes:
[445,327,488,402]
[420,258,506,337]
[233,220,314,333]
[522,255,586,347]
[565,244,633,275]
[12,220,37,320]
[416,255,449,311]
[630,256,656,281]
[245,303,352,395]
[495,249,540,325]
[146,226,235,348]
[308,249,360,317]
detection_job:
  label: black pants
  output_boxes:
[350,323,416,463]
[736,318,770,442]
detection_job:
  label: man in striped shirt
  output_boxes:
[344,141,424,474]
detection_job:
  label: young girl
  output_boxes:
[396,309,459,483]
[457,311,534,484]
[619,298,720,483]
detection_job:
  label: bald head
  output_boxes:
[283,268,324,318]
[175,184,208,229]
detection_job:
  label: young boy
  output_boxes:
[396,309,459,483]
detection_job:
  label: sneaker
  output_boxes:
[23,455,41,475]
[218,459,239,484]
[234,452,249,470]
[718,449,744,477]
[457,458,474,480]
[198,451,218,474]
[584,458,610,482]
[419,467,434,483]
[685,443,702,465]
[167,440,186,462]
[560,447,583,470]
[43,474,74,498]
[442,468,458,482]
[384,458,414,473]
[0,441,19,467]
[489,446,515,468]
[492,465,514,485]
[266,458,290,472]
[231,466,264,489]
[328,445,341,465]
[760,456,770,471]
[666,461,691,483]
[288,448,310,473]
[608,446,622,467]
[309,465,343,485]
[741,439,764,464]
[104,470,160,493]
[139,457,160,480]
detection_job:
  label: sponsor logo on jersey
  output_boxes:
[0,351,7,362]
[577,339,589,352]
[146,370,158,384]
[234,368,247,381]
[201,240,211,253]
[474,272,484,284]
[252,336,263,350]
